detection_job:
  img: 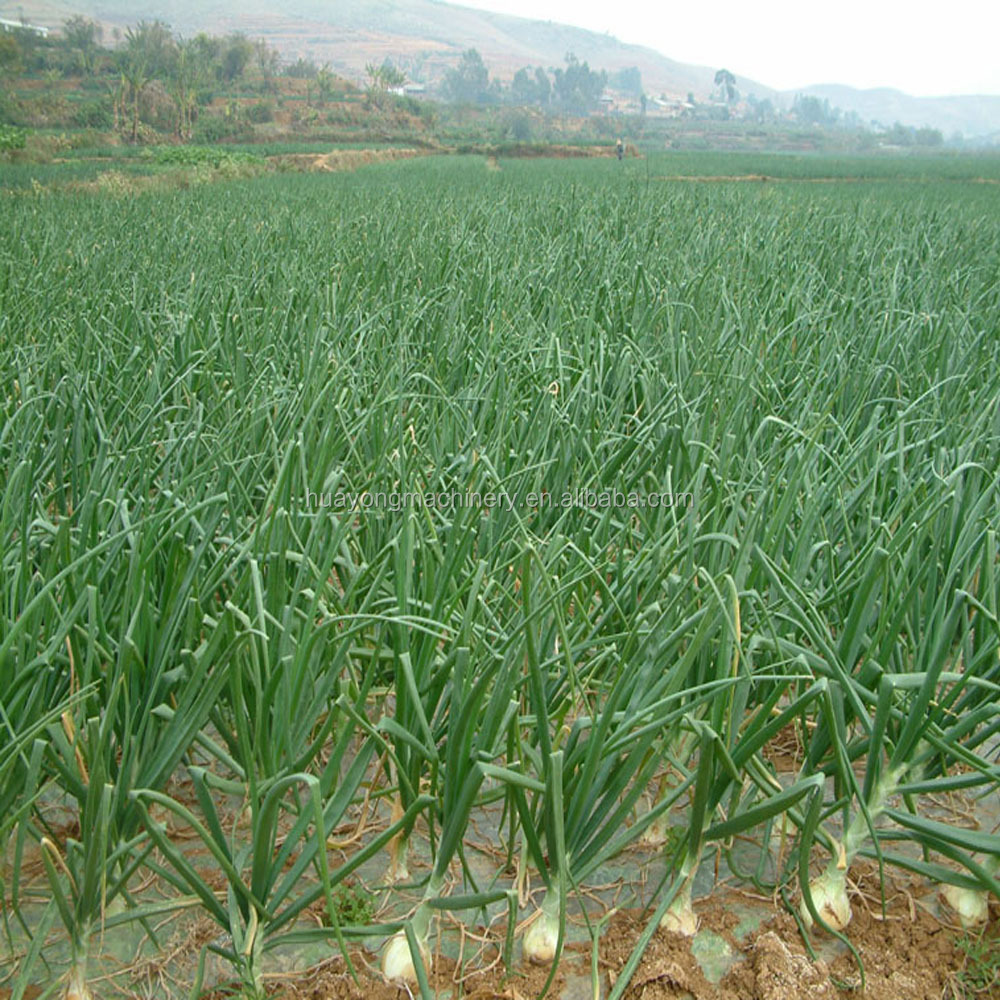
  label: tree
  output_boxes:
[915,126,943,147]
[366,60,405,97]
[316,64,337,105]
[510,67,535,105]
[509,66,550,106]
[792,94,840,127]
[254,38,279,93]
[220,33,253,83]
[130,20,174,79]
[62,16,102,75]
[189,33,221,74]
[610,66,642,98]
[166,38,204,139]
[551,53,606,112]
[119,23,168,141]
[365,61,406,110]
[714,68,737,104]
[534,66,551,106]
[0,32,23,80]
[442,49,491,104]
[755,97,774,123]
[283,57,318,79]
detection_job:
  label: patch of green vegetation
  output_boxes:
[323,883,375,927]
[0,124,28,152]
[146,145,264,168]
[954,931,1000,997]
[645,149,1000,181]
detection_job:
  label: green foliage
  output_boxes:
[2,154,1000,995]
[0,31,24,76]
[148,144,264,168]
[610,66,643,98]
[219,32,254,83]
[284,57,318,79]
[0,123,27,150]
[366,60,405,94]
[191,112,254,143]
[71,99,112,129]
[326,882,375,926]
[886,121,945,147]
[954,931,1000,997]
[245,100,274,124]
[442,48,493,104]
[510,66,551,107]
[793,94,839,126]
[551,53,606,112]
[61,16,103,75]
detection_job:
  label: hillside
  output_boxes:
[4,0,999,136]
[792,84,1000,140]
[0,0,771,99]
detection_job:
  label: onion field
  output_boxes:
[2,154,1000,999]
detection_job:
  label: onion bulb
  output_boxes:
[800,866,851,932]
[65,966,92,1000]
[942,884,989,928]
[381,931,428,984]
[523,890,560,964]
[638,813,670,848]
[660,878,697,936]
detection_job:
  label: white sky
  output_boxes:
[449,0,1000,96]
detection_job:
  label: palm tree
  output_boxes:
[120,30,151,142]
[120,22,174,142]
[167,40,201,140]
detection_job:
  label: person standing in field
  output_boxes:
[616,137,624,161]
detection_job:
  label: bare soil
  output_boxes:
[594,869,1000,1000]
[200,950,566,1000]
[188,879,1000,1000]
[270,148,429,172]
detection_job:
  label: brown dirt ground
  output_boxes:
[191,877,1000,1000]
[270,149,428,173]
[596,872,1000,1000]
[200,950,566,1000]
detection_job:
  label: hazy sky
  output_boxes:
[449,0,1000,96]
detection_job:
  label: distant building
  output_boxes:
[0,16,49,37]
[597,91,642,113]
[647,96,692,118]
[389,83,427,97]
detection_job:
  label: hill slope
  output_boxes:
[1,0,771,99]
[792,84,1000,139]
[4,0,999,135]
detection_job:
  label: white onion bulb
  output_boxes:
[800,867,852,931]
[660,881,698,936]
[381,931,428,984]
[942,884,989,928]
[65,967,93,1000]
[523,906,559,964]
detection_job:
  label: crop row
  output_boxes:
[1,157,999,997]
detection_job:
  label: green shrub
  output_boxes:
[72,100,113,130]
[0,124,28,152]
[192,114,254,144]
[246,101,274,124]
